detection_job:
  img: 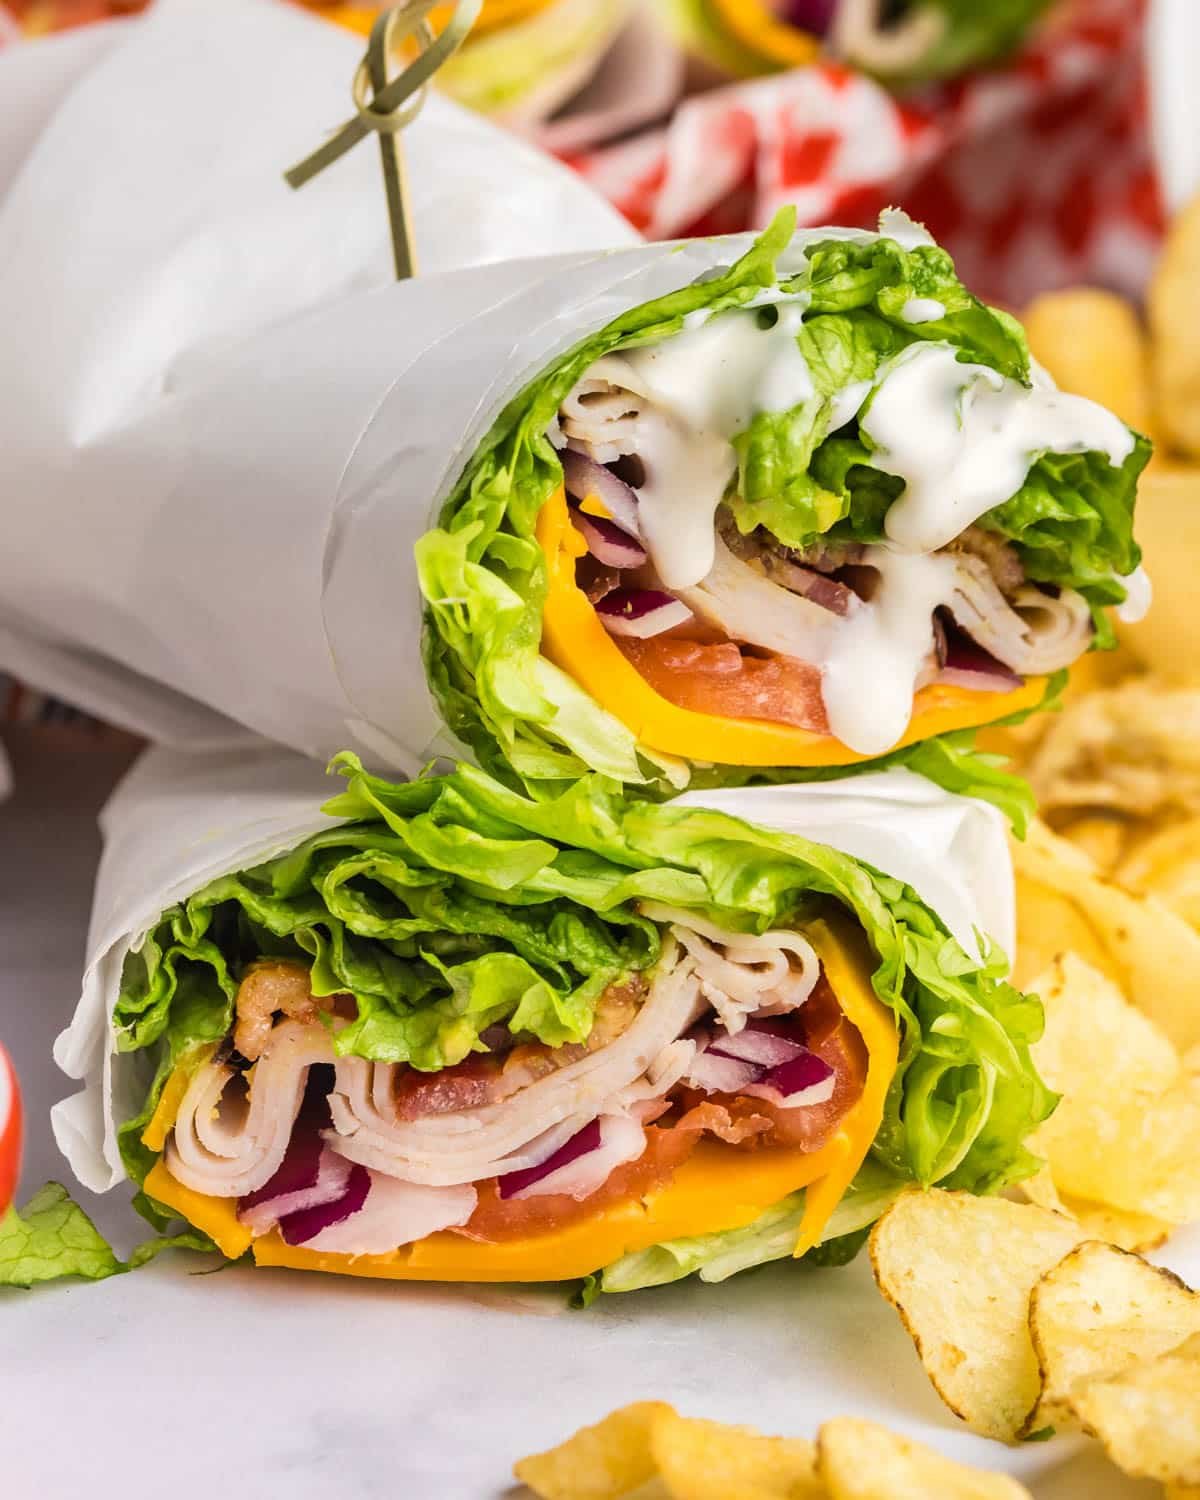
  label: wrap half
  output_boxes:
[419,209,1149,796]
[0,5,1146,810]
[52,749,1050,1291]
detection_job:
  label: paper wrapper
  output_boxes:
[52,753,1015,1193]
[0,0,648,762]
[566,0,1163,306]
[1,0,684,154]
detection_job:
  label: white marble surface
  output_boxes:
[1,727,1195,1500]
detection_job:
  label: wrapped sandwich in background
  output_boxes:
[313,0,640,134]
[47,745,1044,1291]
[575,0,1160,311]
[0,2,1150,810]
[661,0,1053,86]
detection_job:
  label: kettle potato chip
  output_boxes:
[515,1401,671,1499]
[869,1190,1084,1441]
[651,1411,821,1500]
[1117,469,1200,677]
[1019,1169,1170,1254]
[1026,955,1200,1227]
[1025,1242,1200,1433]
[1023,287,1154,438]
[1150,191,1200,459]
[1117,817,1200,930]
[1027,683,1200,821]
[1070,1332,1200,1484]
[1013,823,1200,1052]
[816,1416,1031,1500]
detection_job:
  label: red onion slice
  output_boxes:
[561,449,641,538]
[238,1145,354,1236]
[937,633,1023,693]
[278,1161,371,1245]
[780,0,837,32]
[496,1118,602,1200]
[571,507,646,569]
[743,1050,836,1108]
[686,1049,766,1094]
[595,588,694,639]
[708,1027,808,1069]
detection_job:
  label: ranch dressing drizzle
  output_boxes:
[821,548,959,756]
[864,342,1136,555]
[613,305,816,590]
[1115,564,1152,623]
[900,297,945,323]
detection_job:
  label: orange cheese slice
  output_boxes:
[144,1159,254,1261]
[710,0,824,67]
[537,485,1047,767]
[140,1044,217,1154]
[317,0,551,41]
[140,920,898,1282]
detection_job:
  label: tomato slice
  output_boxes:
[457,1124,699,1243]
[0,1045,22,1217]
[615,636,830,732]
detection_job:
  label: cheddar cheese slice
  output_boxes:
[710,0,824,67]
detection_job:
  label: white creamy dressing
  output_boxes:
[608,305,817,589]
[864,342,1135,554]
[821,549,959,755]
[900,297,945,324]
[1115,564,1153,623]
[827,378,871,432]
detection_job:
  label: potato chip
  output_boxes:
[1026,955,1200,1225]
[1027,683,1200,821]
[1118,817,1200,931]
[1011,876,1118,992]
[515,1401,672,1499]
[1053,813,1133,875]
[816,1416,1031,1500]
[1071,1332,1200,1484]
[1019,1169,1170,1253]
[1023,288,1154,437]
[1150,190,1200,458]
[1025,1241,1200,1433]
[869,1190,1084,1440]
[1118,468,1200,677]
[1013,822,1200,1052]
[1166,1486,1200,1499]
[651,1411,822,1500]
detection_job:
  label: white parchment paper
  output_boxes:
[0,0,643,761]
[52,749,1015,1193]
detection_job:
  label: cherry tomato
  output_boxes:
[0,1044,21,1217]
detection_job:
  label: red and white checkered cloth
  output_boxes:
[564,0,1162,307]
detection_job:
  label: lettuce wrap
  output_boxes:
[34,747,1051,1292]
[418,207,1149,801]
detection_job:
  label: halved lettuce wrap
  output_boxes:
[41,748,1052,1291]
[418,208,1149,801]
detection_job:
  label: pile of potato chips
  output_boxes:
[516,1401,1032,1499]
[873,1193,1200,1484]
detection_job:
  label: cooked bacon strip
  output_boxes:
[233,960,332,1062]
